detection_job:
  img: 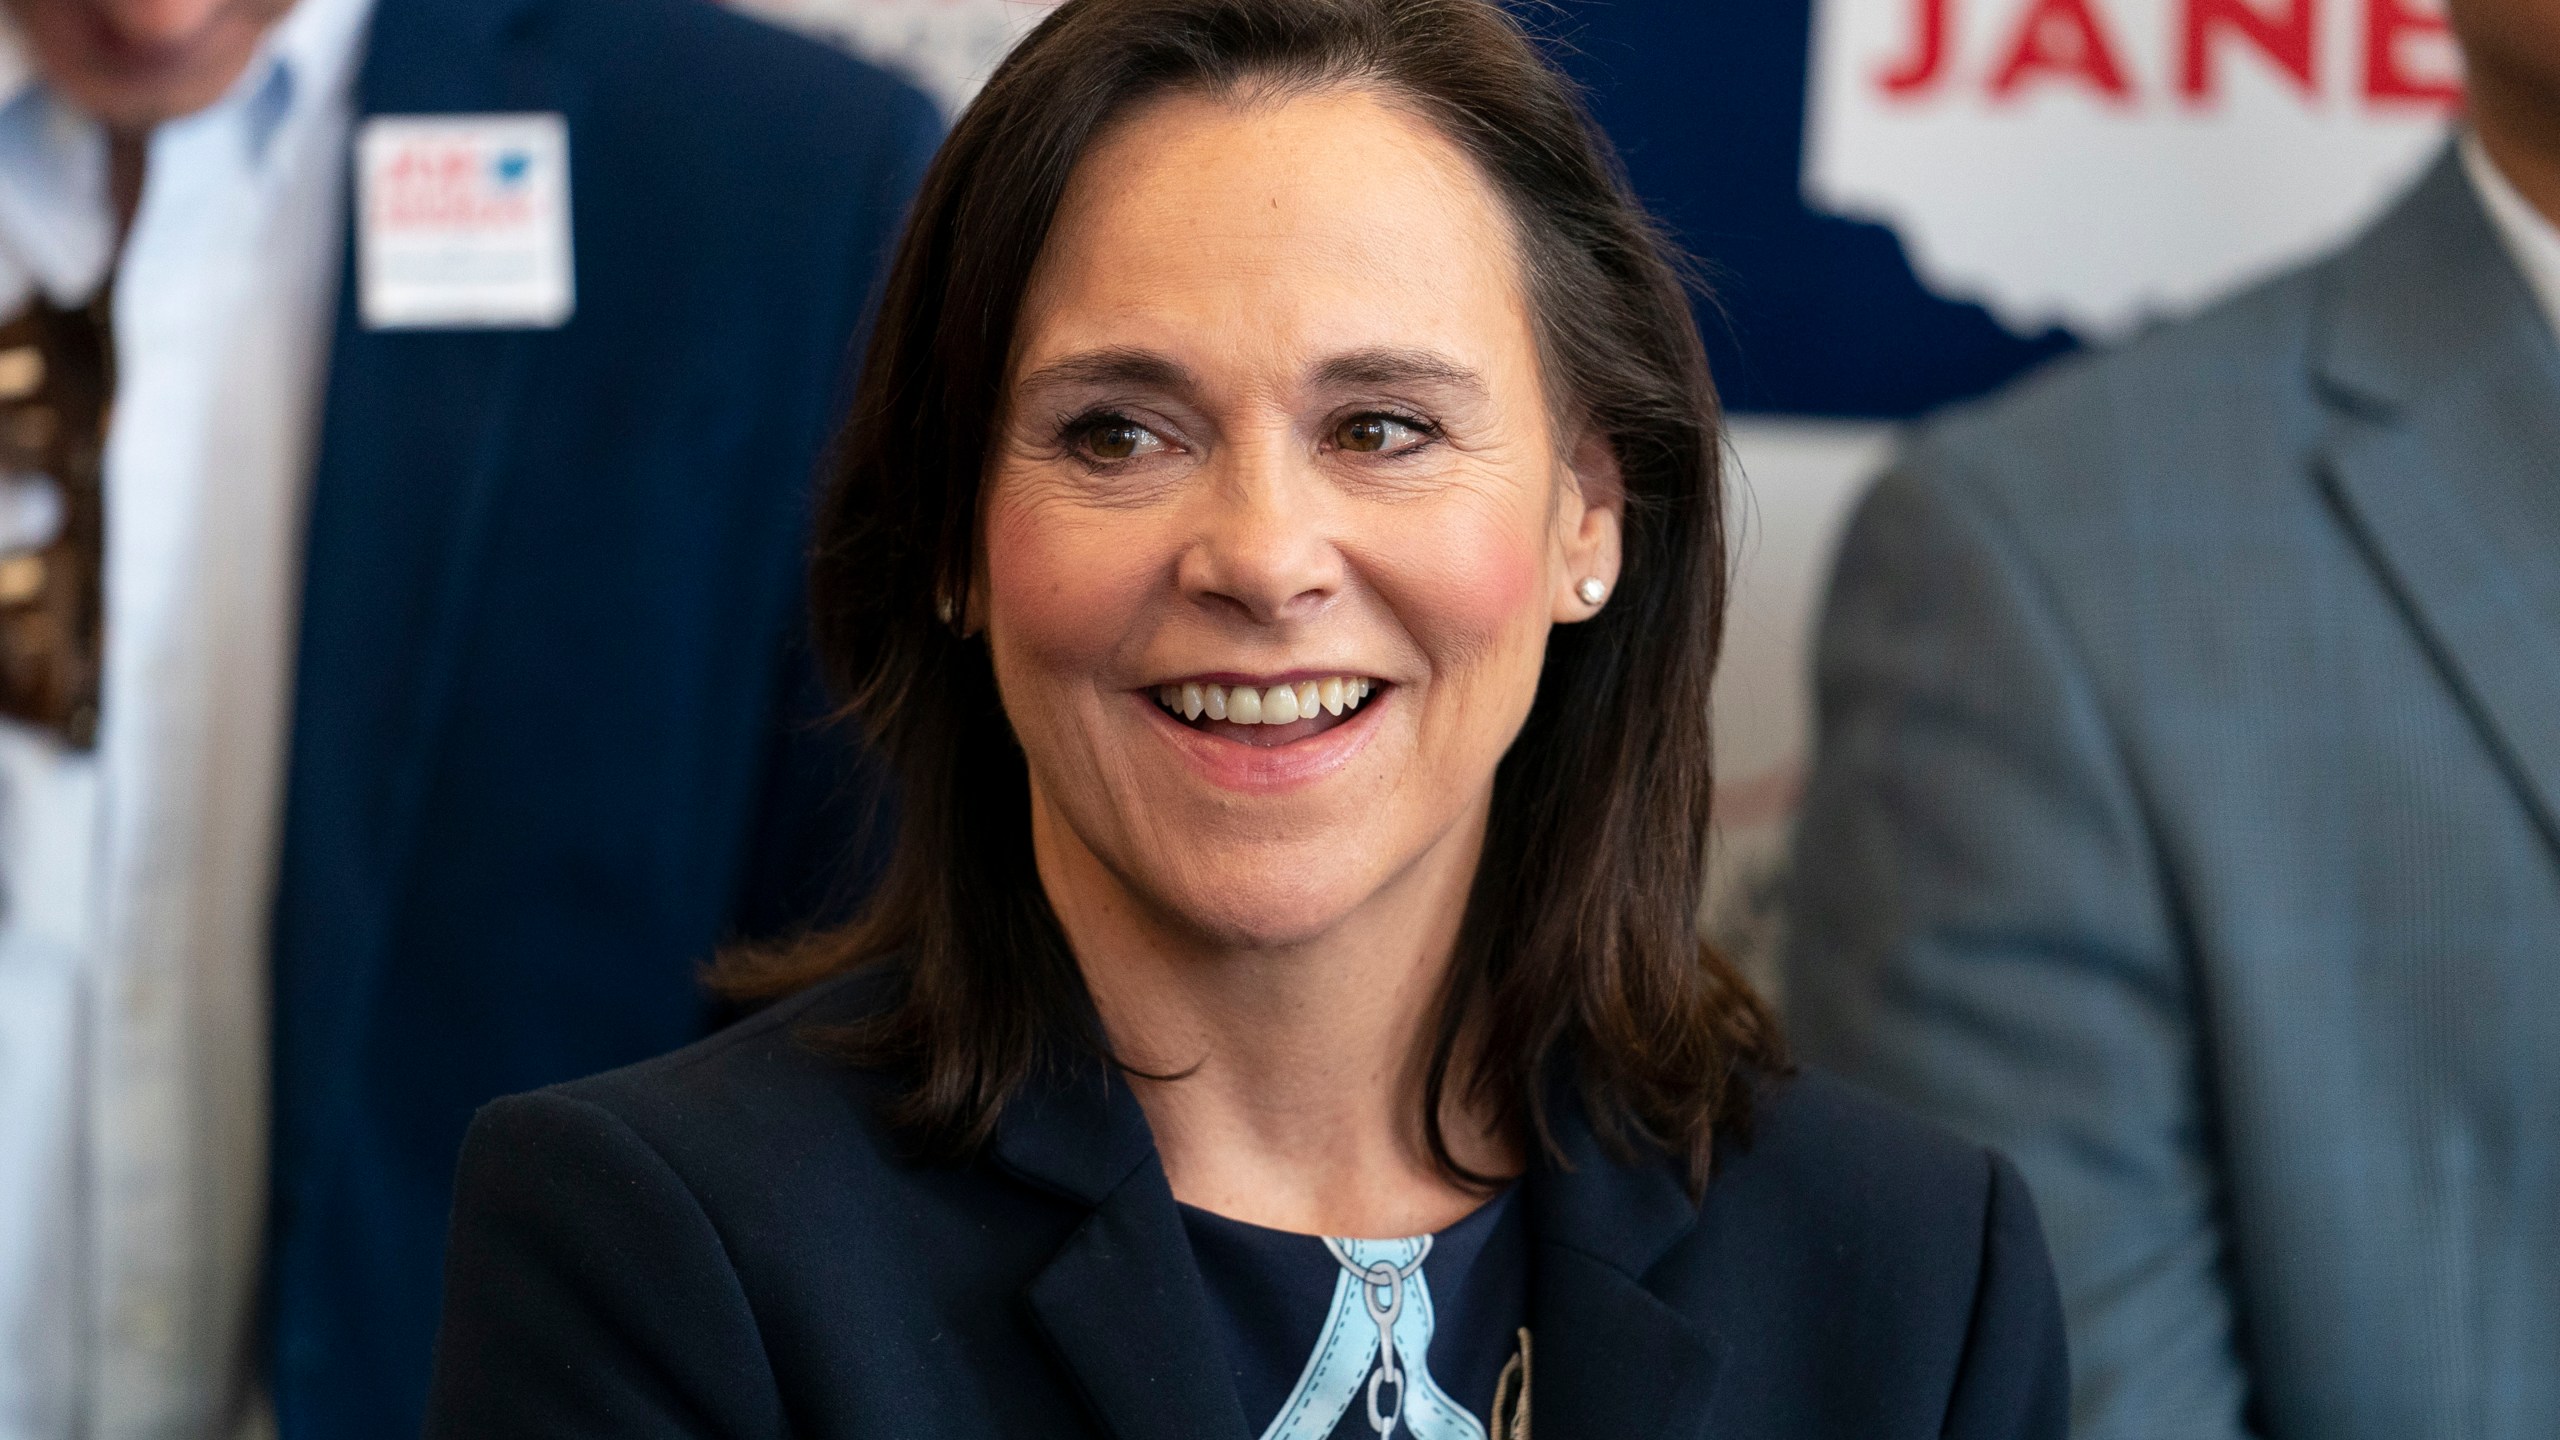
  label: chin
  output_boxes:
[1143,851,1384,952]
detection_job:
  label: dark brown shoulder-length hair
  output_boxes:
[720,0,1785,1188]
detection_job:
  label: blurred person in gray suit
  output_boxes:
[1783,2,2560,1437]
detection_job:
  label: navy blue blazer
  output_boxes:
[423,968,2070,1438]
[261,0,938,1433]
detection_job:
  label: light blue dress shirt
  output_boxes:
[2464,133,2560,344]
[0,0,372,1433]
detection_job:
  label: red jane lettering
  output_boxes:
[2182,0,2318,99]
[2363,0,2464,106]
[1880,0,1954,95]
[1991,0,2134,100]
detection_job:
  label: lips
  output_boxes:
[1146,675,1385,753]
[1133,668,1388,791]
[1153,676,1374,725]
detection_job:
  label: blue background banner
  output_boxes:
[1553,3,2077,418]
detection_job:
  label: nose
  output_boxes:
[1176,438,1345,627]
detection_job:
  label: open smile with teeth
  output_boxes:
[1151,676,1378,741]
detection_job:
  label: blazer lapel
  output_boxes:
[1522,1097,1723,1440]
[270,0,576,1199]
[994,1059,1728,1440]
[2312,147,2560,857]
[995,1063,1253,1440]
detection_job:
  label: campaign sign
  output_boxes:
[1808,0,2464,335]
[357,114,575,330]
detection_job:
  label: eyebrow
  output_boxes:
[1311,347,1488,398]
[1015,348,1194,396]
[1013,345,1489,402]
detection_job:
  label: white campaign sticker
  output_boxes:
[357,113,574,330]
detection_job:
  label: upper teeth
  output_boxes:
[1155,677,1375,724]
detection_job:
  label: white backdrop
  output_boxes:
[1807,0,2461,336]
[736,0,1056,110]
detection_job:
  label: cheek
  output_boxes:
[982,488,1158,689]
[1372,499,1549,674]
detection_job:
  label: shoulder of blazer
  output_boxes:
[1651,1070,2027,1345]
[1519,1069,2056,1439]
[544,998,2017,1253]
[556,964,908,1100]
[532,966,919,1179]
[1664,1072,2058,1419]
[1893,265,2326,538]
[1528,1066,2020,1308]
[1698,1068,2010,1256]
[1889,147,2487,547]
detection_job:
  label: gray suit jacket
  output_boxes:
[1784,147,2560,1440]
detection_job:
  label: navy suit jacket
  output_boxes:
[422,967,2070,1439]
[261,0,938,1432]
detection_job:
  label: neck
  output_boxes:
[2470,68,2560,235]
[1035,790,1517,1239]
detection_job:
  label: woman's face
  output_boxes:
[983,85,1619,950]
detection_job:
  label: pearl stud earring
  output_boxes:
[1576,577,1609,606]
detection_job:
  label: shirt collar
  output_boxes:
[2463,130,2560,348]
[259,0,378,153]
[0,17,108,307]
[0,0,373,307]
[224,0,379,168]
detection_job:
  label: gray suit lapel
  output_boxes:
[2314,146,2560,857]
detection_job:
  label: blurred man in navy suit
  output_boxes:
[0,0,936,1433]
[1789,2,2560,1438]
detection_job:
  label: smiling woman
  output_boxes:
[421,3,2070,1437]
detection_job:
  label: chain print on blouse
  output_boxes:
[1253,1235,1487,1440]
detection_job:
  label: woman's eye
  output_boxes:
[1334,414,1428,454]
[1072,416,1161,463]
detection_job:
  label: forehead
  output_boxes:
[1016,84,1540,387]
